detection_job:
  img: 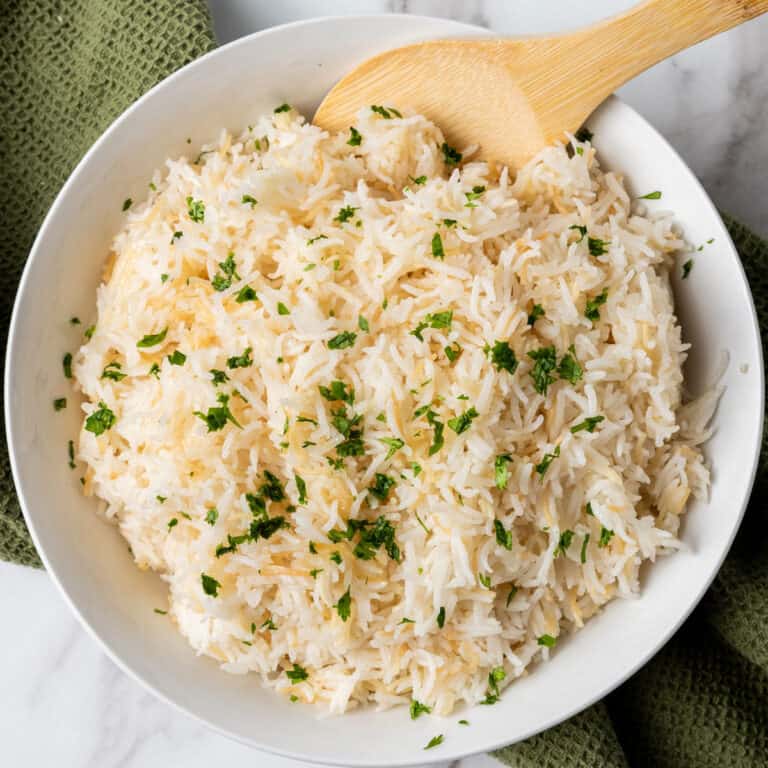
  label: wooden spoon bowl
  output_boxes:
[315,0,768,169]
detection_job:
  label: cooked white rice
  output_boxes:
[73,105,714,715]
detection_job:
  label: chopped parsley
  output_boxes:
[212,252,240,291]
[507,585,518,606]
[588,237,610,257]
[409,310,453,341]
[327,331,357,350]
[167,350,186,366]
[441,142,462,165]
[494,519,513,550]
[682,259,693,279]
[527,304,545,325]
[368,473,396,502]
[479,572,491,589]
[241,194,258,207]
[436,606,446,628]
[347,126,362,146]
[167,518,178,531]
[410,700,432,719]
[537,634,557,648]
[638,190,662,200]
[210,369,229,385]
[307,234,328,246]
[160,273,169,283]
[137,327,168,348]
[379,437,404,460]
[186,196,205,223]
[334,205,358,223]
[447,406,478,435]
[84,325,95,339]
[259,470,286,501]
[555,530,574,557]
[575,127,593,142]
[528,346,558,395]
[442,218,458,228]
[171,231,183,244]
[122,198,132,211]
[598,527,615,547]
[330,550,342,564]
[277,302,290,316]
[310,568,323,579]
[412,462,422,477]
[153,609,167,615]
[295,474,308,505]
[156,495,167,503]
[236,285,257,303]
[286,663,308,683]
[261,617,277,630]
[70,317,81,325]
[227,347,253,369]
[84,402,115,435]
[571,415,604,433]
[480,665,507,705]
[149,363,160,378]
[358,315,369,332]
[424,735,444,750]
[444,342,462,363]
[491,456,513,494]
[53,398,66,411]
[557,346,583,384]
[274,103,291,113]
[459,719,469,726]
[535,445,560,476]
[68,440,76,469]
[580,533,590,563]
[205,508,218,525]
[193,392,242,431]
[201,573,221,597]
[409,175,427,185]
[62,352,73,379]
[319,380,354,404]
[586,502,594,516]
[585,289,608,321]
[489,340,518,375]
[370,105,401,119]
[464,185,485,207]
[431,232,444,259]
[335,587,352,621]
[569,224,587,242]
[399,617,415,625]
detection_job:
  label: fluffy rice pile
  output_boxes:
[73,105,713,715]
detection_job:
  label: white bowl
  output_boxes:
[5,14,764,767]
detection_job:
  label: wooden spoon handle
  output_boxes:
[566,0,768,110]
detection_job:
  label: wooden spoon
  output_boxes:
[315,0,768,169]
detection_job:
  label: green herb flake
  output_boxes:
[410,700,432,719]
[409,175,427,185]
[494,519,513,550]
[227,347,253,369]
[464,185,486,207]
[149,363,161,379]
[436,606,446,628]
[479,572,491,589]
[274,103,291,113]
[506,585,518,607]
[585,289,608,321]
[586,502,594,516]
[167,517,178,532]
[638,190,662,200]
[424,735,444,751]
[167,350,186,366]
[84,325,96,340]
[535,445,560,476]
[370,105,402,119]
[489,340,518,375]
[347,126,362,146]
[357,315,370,333]
[194,392,242,431]
[598,527,615,548]
[201,573,221,597]
[327,331,357,350]
[527,304,545,326]
[286,663,309,682]
[575,127,593,143]
[241,194,258,207]
[682,259,693,279]
[334,205,358,224]
[137,327,168,348]
[580,533,591,563]
[459,719,469,725]
[368,473,396,502]
[447,406,478,436]
[588,237,610,257]
[441,142,462,165]
[204,508,218,526]
[186,196,205,223]
[236,285,257,303]
[310,568,323,579]
[569,224,587,242]
[318,380,354,404]
[557,346,583,384]
[277,302,290,316]
[571,415,604,434]
[122,198,132,211]
[295,474,308,505]
[84,401,116,436]
[431,232,445,259]
[70,317,81,325]
[335,587,352,621]
[153,608,167,615]
[53,398,67,411]
[261,617,277,630]
[399,617,415,625]
[170,231,183,244]
[62,352,73,379]
[330,550,342,565]
[537,634,557,648]
[555,530,574,558]
[528,346,558,395]
[67,440,76,469]
[494,454,512,490]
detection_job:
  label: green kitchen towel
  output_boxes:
[0,3,766,766]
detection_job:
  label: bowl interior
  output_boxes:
[6,14,763,767]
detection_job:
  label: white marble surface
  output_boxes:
[2,2,766,766]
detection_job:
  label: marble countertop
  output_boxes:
[3,2,766,766]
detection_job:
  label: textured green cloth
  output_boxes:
[0,3,766,765]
